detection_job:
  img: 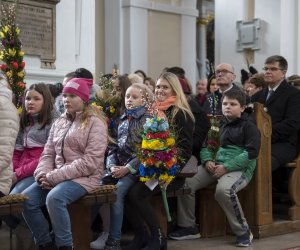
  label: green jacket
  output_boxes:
[200,145,256,181]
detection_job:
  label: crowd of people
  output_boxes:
[0,54,300,250]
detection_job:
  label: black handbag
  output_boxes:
[101,172,119,185]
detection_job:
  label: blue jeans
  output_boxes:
[1,176,35,229]
[109,175,136,240]
[22,180,87,247]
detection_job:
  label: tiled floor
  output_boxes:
[1,223,300,250]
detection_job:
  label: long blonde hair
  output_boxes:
[158,72,194,122]
[77,105,113,143]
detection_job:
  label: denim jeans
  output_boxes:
[1,176,35,229]
[109,174,137,240]
[22,180,87,247]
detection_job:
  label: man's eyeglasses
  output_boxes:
[215,69,234,75]
[262,67,283,72]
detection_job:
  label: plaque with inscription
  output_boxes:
[0,0,60,68]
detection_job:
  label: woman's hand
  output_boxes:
[111,166,130,178]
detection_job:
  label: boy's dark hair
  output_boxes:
[47,83,63,99]
[74,68,93,79]
[223,90,246,106]
[20,83,54,131]
[134,70,147,79]
[166,66,185,79]
[265,55,288,71]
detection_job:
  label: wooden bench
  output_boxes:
[285,140,300,221]
[0,203,24,216]
[0,194,28,250]
[68,185,117,250]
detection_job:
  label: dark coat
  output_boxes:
[204,84,242,115]
[188,98,210,162]
[165,106,195,169]
[251,80,300,165]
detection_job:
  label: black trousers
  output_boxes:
[125,178,185,236]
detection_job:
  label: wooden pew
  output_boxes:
[0,194,27,250]
[68,185,117,250]
[286,139,300,221]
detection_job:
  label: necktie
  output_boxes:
[266,89,274,101]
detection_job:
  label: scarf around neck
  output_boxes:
[155,96,176,111]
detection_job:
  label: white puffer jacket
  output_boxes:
[0,86,19,195]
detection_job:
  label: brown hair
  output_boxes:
[265,55,288,71]
[20,83,54,131]
[249,73,266,88]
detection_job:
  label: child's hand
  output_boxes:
[205,161,217,174]
[213,164,227,179]
[39,176,53,189]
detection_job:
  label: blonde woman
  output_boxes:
[124,72,195,250]
[22,78,109,250]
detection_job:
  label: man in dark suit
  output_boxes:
[252,55,300,171]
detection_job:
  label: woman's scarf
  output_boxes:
[155,96,176,111]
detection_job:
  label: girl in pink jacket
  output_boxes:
[22,78,109,250]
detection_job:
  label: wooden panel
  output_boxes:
[198,188,226,237]
[253,102,273,226]
[68,192,117,250]
[0,203,23,216]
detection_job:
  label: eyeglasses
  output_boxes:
[215,69,234,75]
[262,67,283,72]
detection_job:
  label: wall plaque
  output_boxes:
[0,0,60,68]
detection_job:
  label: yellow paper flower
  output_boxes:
[109,105,116,113]
[166,137,175,147]
[142,139,165,150]
[91,102,97,107]
[3,26,9,33]
[19,51,24,57]
[8,48,16,57]
[6,70,13,78]
[159,173,175,184]
[0,32,5,38]
[15,27,20,35]
[0,52,4,60]
[17,71,24,78]
[140,177,150,182]
[17,107,22,114]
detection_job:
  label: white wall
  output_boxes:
[215,0,300,81]
[24,0,96,85]
[255,0,281,72]
[215,0,244,75]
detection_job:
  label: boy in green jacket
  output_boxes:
[169,90,261,247]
